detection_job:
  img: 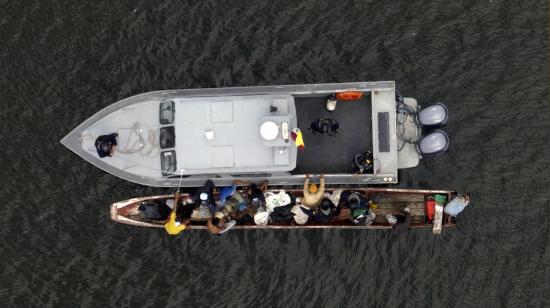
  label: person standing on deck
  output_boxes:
[164,191,193,235]
[302,175,325,207]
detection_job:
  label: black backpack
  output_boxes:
[352,151,374,174]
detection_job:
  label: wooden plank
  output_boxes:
[373,193,426,202]
[372,207,424,217]
[373,201,425,215]
[376,201,424,209]
[432,203,443,234]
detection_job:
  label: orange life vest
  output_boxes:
[335,91,363,101]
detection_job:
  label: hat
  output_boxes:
[214,211,225,219]
[199,192,208,201]
[309,184,318,193]
[265,191,291,211]
[291,205,309,225]
[254,211,270,226]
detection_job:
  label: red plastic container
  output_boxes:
[425,199,436,221]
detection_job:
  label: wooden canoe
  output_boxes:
[110,188,458,234]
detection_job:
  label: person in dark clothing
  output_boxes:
[386,207,411,234]
[95,133,118,158]
[239,180,268,220]
[192,180,217,210]
[176,203,195,221]
[310,118,339,136]
[270,203,294,222]
[248,181,267,204]
[314,198,340,224]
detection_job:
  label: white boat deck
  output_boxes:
[80,95,297,178]
[173,95,297,175]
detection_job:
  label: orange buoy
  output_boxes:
[335,91,363,101]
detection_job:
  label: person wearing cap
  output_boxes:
[314,198,340,224]
[207,213,237,235]
[302,174,325,207]
[94,133,118,158]
[164,192,193,235]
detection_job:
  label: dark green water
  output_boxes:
[1,0,549,307]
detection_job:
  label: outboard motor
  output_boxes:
[417,102,449,127]
[417,130,449,155]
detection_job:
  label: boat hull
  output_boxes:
[62,82,421,187]
[110,188,456,234]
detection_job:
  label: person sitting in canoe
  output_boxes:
[302,174,325,207]
[207,212,236,235]
[164,191,193,235]
[223,192,253,224]
[192,180,217,212]
[313,198,340,224]
[220,180,268,223]
[94,133,118,158]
